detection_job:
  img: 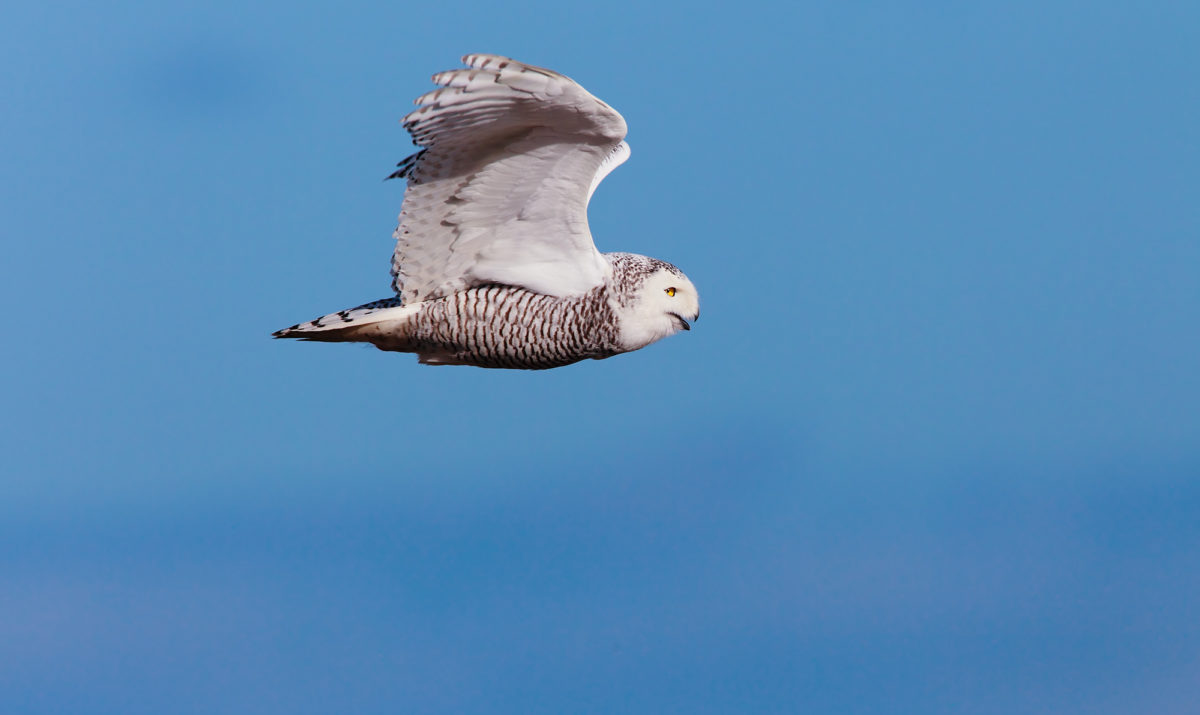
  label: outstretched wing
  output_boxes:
[389,54,629,303]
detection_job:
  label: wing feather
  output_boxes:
[389,55,629,302]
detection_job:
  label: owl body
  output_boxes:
[406,284,616,369]
[277,253,694,370]
[274,55,699,369]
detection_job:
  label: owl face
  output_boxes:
[616,266,700,350]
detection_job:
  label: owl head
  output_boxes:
[609,254,700,351]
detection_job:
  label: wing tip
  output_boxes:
[461,53,514,68]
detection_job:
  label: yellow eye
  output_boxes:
[665,287,676,297]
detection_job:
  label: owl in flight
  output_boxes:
[274,54,699,369]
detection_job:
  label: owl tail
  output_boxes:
[272,297,415,344]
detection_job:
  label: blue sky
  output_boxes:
[3,1,1199,712]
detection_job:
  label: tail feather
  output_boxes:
[273,297,411,342]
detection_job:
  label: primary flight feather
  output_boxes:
[273,54,699,369]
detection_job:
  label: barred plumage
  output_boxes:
[402,284,617,369]
[274,56,699,370]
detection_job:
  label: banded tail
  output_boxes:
[273,297,413,343]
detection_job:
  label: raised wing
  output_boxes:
[389,54,629,303]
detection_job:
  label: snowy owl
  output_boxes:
[273,54,699,369]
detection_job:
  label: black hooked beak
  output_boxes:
[670,313,691,331]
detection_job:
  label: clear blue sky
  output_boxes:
[3,1,1199,712]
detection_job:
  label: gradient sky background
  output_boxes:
[3,1,1199,713]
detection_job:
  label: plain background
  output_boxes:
[3,1,1198,712]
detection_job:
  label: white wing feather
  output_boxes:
[588,141,630,204]
[390,54,629,303]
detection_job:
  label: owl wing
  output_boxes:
[388,54,631,303]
